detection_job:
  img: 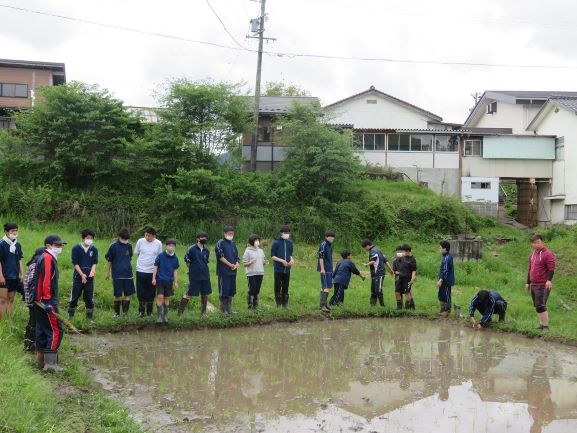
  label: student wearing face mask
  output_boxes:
[0,222,24,320]
[134,227,163,317]
[67,229,98,321]
[243,234,268,310]
[178,232,211,316]
[392,244,417,310]
[152,239,179,324]
[105,228,135,318]
[215,226,240,315]
[34,234,66,371]
[318,230,336,313]
[270,225,294,308]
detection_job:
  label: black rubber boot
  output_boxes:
[438,302,445,315]
[274,286,281,307]
[253,294,259,310]
[408,300,415,310]
[200,295,208,315]
[247,293,253,309]
[370,295,377,306]
[138,301,145,317]
[220,297,228,315]
[404,300,410,309]
[156,304,163,324]
[146,302,153,316]
[396,300,403,310]
[163,304,169,323]
[378,294,385,307]
[67,307,76,321]
[86,308,94,321]
[320,292,330,313]
[177,297,189,316]
[122,300,130,317]
[227,297,233,315]
[498,311,506,322]
[113,300,121,317]
[43,353,63,372]
[282,293,289,308]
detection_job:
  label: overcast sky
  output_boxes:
[1,0,576,123]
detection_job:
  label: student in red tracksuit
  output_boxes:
[525,234,556,331]
[34,234,66,371]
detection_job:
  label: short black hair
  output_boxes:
[477,290,490,305]
[118,228,131,240]
[165,239,177,246]
[223,225,234,233]
[401,244,412,252]
[248,234,260,246]
[196,231,208,239]
[361,239,373,248]
[325,230,335,238]
[280,225,290,233]
[144,226,157,236]
[341,249,351,259]
[531,234,543,242]
[440,240,451,251]
[81,228,95,239]
[395,245,403,251]
[4,222,18,232]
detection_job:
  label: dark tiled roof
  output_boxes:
[488,90,577,98]
[254,96,319,113]
[0,58,65,72]
[550,96,577,113]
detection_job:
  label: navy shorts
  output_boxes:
[187,279,212,297]
[113,279,135,298]
[218,275,236,298]
[156,282,174,297]
[320,272,333,289]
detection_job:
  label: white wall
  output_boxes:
[461,177,499,203]
[435,153,460,169]
[327,92,431,129]
[473,101,540,135]
[387,152,433,168]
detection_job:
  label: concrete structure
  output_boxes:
[0,58,66,129]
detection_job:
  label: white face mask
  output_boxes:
[281,233,290,240]
[8,233,17,241]
[253,240,260,248]
[119,239,128,244]
[225,235,234,241]
[84,238,93,246]
[166,246,175,255]
[327,237,335,243]
[396,252,404,258]
[51,247,63,257]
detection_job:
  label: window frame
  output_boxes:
[0,83,28,98]
[565,204,577,220]
[464,139,483,157]
[435,135,459,153]
[352,132,386,151]
[555,136,565,161]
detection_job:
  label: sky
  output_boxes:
[1,0,577,123]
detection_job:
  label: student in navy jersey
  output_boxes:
[270,225,294,308]
[178,232,212,316]
[68,228,98,321]
[437,240,455,316]
[329,250,365,306]
[105,228,135,318]
[215,226,240,315]
[152,239,179,324]
[318,230,336,313]
[0,222,24,319]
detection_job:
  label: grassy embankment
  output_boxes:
[2,179,576,432]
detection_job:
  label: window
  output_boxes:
[555,136,565,161]
[410,134,432,152]
[0,83,28,98]
[471,182,491,189]
[486,101,497,114]
[388,134,410,151]
[257,126,271,142]
[565,205,577,220]
[353,133,385,151]
[366,99,377,104]
[435,135,459,152]
[464,139,482,156]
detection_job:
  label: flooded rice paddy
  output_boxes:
[81,319,577,432]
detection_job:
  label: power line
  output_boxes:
[205,0,245,49]
[1,3,577,70]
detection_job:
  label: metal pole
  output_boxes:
[250,0,266,172]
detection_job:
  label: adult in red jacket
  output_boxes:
[525,234,556,331]
[35,234,66,371]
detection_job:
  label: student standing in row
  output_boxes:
[68,229,98,321]
[135,227,162,317]
[179,232,211,316]
[526,234,556,331]
[243,234,267,310]
[361,239,394,307]
[437,240,455,316]
[152,239,179,324]
[318,230,335,313]
[215,226,239,315]
[393,244,417,310]
[0,222,24,319]
[105,228,135,318]
[270,225,294,308]
[329,250,365,306]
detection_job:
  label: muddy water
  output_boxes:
[81,319,577,433]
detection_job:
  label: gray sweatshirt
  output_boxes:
[243,246,266,276]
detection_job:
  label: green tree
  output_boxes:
[264,81,310,97]
[277,102,362,208]
[156,79,251,156]
[7,82,140,189]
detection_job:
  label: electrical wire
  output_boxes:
[205,0,245,49]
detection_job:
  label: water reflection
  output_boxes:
[84,319,577,432]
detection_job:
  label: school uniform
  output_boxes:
[154,252,179,297]
[215,238,239,298]
[243,246,266,308]
[270,237,293,306]
[329,258,361,305]
[368,246,387,306]
[184,244,212,296]
[34,251,63,354]
[0,237,24,293]
[317,240,334,289]
[469,290,507,326]
[105,240,135,297]
[395,256,417,294]
[438,252,455,310]
[68,243,98,319]
[135,238,163,315]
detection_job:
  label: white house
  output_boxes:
[527,97,577,225]
[325,86,461,196]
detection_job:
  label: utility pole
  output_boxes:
[247,0,275,172]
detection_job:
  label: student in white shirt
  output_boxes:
[134,226,162,317]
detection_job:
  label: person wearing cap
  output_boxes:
[215,226,240,315]
[134,226,163,317]
[270,225,294,307]
[105,228,135,318]
[318,230,336,313]
[178,232,211,316]
[152,239,179,324]
[68,228,98,321]
[34,234,66,371]
[0,222,24,320]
